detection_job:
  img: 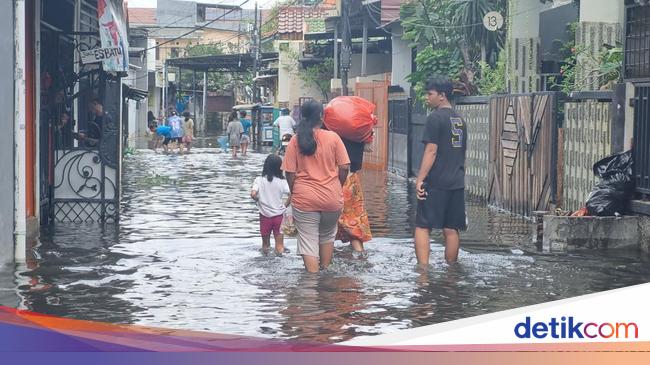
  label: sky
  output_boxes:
[127,0,281,9]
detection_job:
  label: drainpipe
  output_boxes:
[202,72,207,134]
[14,0,26,262]
[162,62,167,115]
[361,17,368,77]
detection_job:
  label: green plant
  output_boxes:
[551,43,623,93]
[452,0,507,64]
[407,46,463,103]
[400,0,507,99]
[599,45,623,85]
[186,42,224,57]
[477,54,506,95]
[283,48,334,101]
[179,42,252,95]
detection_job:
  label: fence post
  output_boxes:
[611,83,627,153]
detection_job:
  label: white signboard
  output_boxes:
[80,47,123,65]
[483,11,504,32]
[97,0,129,72]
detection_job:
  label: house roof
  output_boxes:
[380,0,401,25]
[128,8,157,26]
[278,6,334,35]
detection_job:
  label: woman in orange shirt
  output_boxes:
[282,101,351,273]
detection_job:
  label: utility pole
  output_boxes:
[257,4,264,145]
[251,2,262,146]
[340,0,351,96]
[251,2,259,104]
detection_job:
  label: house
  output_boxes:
[128,0,255,122]
[5,0,132,263]
[272,2,338,109]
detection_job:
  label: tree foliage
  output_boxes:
[283,48,334,101]
[400,0,507,98]
[177,42,252,97]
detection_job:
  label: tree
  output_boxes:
[400,0,507,98]
[453,0,506,64]
[178,42,252,96]
[283,48,334,101]
[300,58,334,101]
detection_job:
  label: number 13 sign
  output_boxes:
[483,11,504,32]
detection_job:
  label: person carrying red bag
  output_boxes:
[323,97,375,252]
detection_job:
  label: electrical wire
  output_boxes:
[139,0,253,55]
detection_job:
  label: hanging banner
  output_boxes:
[97,0,129,72]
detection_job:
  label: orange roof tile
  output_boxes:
[277,6,333,35]
[128,8,156,26]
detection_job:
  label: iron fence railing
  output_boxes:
[625,2,650,81]
[633,84,650,195]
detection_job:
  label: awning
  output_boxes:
[165,53,279,73]
[123,84,148,101]
[253,75,278,81]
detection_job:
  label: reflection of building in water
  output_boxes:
[279,274,372,342]
[359,171,388,236]
[359,170,415,238]
[17,224,141,324]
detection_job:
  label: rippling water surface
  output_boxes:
[2,139,650,343]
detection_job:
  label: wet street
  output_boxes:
[2,138,650,343]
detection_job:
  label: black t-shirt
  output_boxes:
[85,113,108,148]
[422,107,467,190]
[342,138,364,172]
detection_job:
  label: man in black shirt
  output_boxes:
[414,76,468,265]
[76,97,107,148]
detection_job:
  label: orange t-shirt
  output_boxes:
[281,129,351,212]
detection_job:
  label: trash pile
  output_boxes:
[569,150,634,217]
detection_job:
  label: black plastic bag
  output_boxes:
[586,150,634,216]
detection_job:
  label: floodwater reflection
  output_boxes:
[1,141,650,343]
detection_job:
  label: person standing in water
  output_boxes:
[182,111,194,154]
[251,154,291,255]
[282,101,350,273]
[273,108,296,155]
[239,111,252,157]
[226,111,244,158]
[336,137,372,252]
[414,76,468,266]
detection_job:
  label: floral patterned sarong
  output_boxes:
[336,173,372,243]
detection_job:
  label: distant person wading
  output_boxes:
[226,111,244,158]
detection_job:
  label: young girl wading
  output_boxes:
[251,155,291,254]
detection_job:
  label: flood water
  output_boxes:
[2,137,650,343]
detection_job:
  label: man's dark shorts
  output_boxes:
[416,187,467,231]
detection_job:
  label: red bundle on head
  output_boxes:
[323,96,378,143]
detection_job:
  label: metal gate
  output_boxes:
[355,81,389,170]
[51,78,121,224]
[387,94,410,177]
[488,93,559,216]
[39,0,121,224]
[633,84,650,196]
